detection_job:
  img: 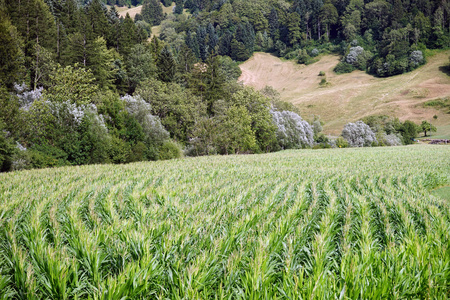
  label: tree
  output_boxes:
[126,44,156,92]
[44,64,99,106]
[85,37,117,90]
[230,87,278,152]
[268,8,280,41]
[420,120,436,137]
[319,3,338,40]
[0,120,15,172]
[342,121,377,147]
[216,105,256,154]
[141,0,164,26]
[271,110,314,149]
[136,79,206,143]
[86,0,111,39]
[157,45,177,82]
[119,13,138,56]
[0,13,25,88]
[400,120,418,144]
[174,0,184,14]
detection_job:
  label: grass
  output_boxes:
[0,145,449,298]
[239,51,450,136]
[432,186,450,201]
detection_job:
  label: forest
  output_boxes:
[0,0,448,171]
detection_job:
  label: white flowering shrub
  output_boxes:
[342,121,377,147]
[14,83,43,111]
[270,110,314,149]
[383,133,403,146]
[122,95,169,144]
[409,50,423,67]
[345,46,364,65]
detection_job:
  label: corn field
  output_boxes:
[0,145,449,299]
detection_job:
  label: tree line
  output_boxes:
[0,0,445,172]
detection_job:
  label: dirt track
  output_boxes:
[239,52,450,135]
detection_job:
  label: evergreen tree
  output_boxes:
[0,11,25,88]
[268,8,280,41]
[287,12,302,46]
[119,13,138,56]
[207,23,218,54]
[86,0,111,39]
[230,39,249,61]
[174,0,184,14]
[218,30,232,56]
[126,44,156,92]
[150,36,163,63]
[157,45,177,82]
[142,0,164,26]
[185,30,200,58]
[196,25,208,61]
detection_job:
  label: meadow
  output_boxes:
[0,145,449,299]
[239,51,450,135]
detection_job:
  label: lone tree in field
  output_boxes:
[342,121,377,147]
[420,120,436,137]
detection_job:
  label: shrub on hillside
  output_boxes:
[334,62,355,74]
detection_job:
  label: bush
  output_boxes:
[110,136,131,163]
[334,62,355,74]
[26,144,70,169]
[319,78,328,86]
[342,121,377,147]
[310,48,319,57]
[335,136,349,148]
[400,120,418,144]
[271,110,314,149]
[383,133,403,146]
[318,71,325,76]
[159,140,183,160]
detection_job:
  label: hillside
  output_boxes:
[0,145,449,298]
[239,51,450,135]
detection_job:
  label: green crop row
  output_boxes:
[0,145,449,299]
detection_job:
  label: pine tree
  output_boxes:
[142,0,164,26]
[268,8,280,41]
[119,13,138,56]
[0,10,25,88]
[86,0,111,39]
[185,30,200,58]
[207,23,218,54]
[287,12,302,46]
[174,0,184,14]
[150,36,163,63]
[157,45,176,82]
[196,25,208,61]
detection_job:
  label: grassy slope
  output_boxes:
[0,145,449,298]
[239,51,450,136]
[114,3,187,39]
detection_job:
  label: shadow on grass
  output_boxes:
[439,65,450,76]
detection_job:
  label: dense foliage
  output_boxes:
[0,146,449,298]
[0,0,445,171]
